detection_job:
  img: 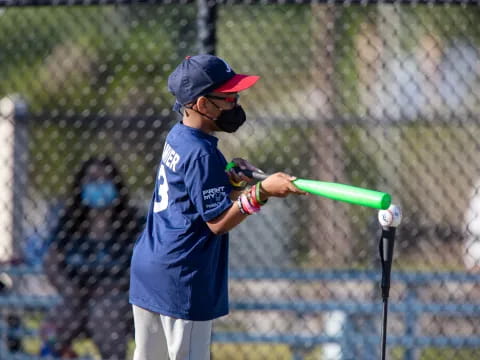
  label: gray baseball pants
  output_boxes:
[132,305,212,360]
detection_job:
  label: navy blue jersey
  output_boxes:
[129,123,233,321]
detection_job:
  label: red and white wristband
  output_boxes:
[237,182,267,215]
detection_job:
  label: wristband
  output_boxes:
[241,194,258,214]
[240,193,260,215]
[256,182,268,205]
[230,178,247,189]
[237,197,247,215]
[249,185,261,208]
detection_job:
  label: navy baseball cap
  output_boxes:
[168,54,260,112]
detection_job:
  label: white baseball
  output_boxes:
[378,204,402,227]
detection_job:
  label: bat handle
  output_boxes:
[230,167,269,180]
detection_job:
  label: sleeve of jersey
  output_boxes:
[184,154,233,222]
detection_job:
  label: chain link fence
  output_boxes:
[1,1,480,359]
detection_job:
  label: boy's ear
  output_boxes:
[196,96,209,112]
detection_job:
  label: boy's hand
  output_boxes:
[260,173,307,198]
[226,158,264,185]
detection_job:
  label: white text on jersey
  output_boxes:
[162,142,180,172]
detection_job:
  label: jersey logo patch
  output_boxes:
[203,186,226,209]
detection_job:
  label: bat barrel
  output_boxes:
[293,179,391,210]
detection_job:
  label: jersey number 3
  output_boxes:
[153,164,169,213]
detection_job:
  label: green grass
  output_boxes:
[18,312,480,360]
[22,336,480,360]
[421,347,480,360]
[212,343,292,360]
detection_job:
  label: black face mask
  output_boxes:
[215,105,246,133]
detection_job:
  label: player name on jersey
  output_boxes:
[162,143,180,172]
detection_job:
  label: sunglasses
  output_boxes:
[205,94,240,104]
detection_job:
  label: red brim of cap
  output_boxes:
[214,74,260,93]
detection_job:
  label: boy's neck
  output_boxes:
[182,111,215,134]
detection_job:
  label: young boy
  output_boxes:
[129,54,305,360]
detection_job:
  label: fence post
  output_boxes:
[404,284,418,360]
[0,96,29,264]
[292,346,307,360]
[323,310,346,360]
[197,0,217,54]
